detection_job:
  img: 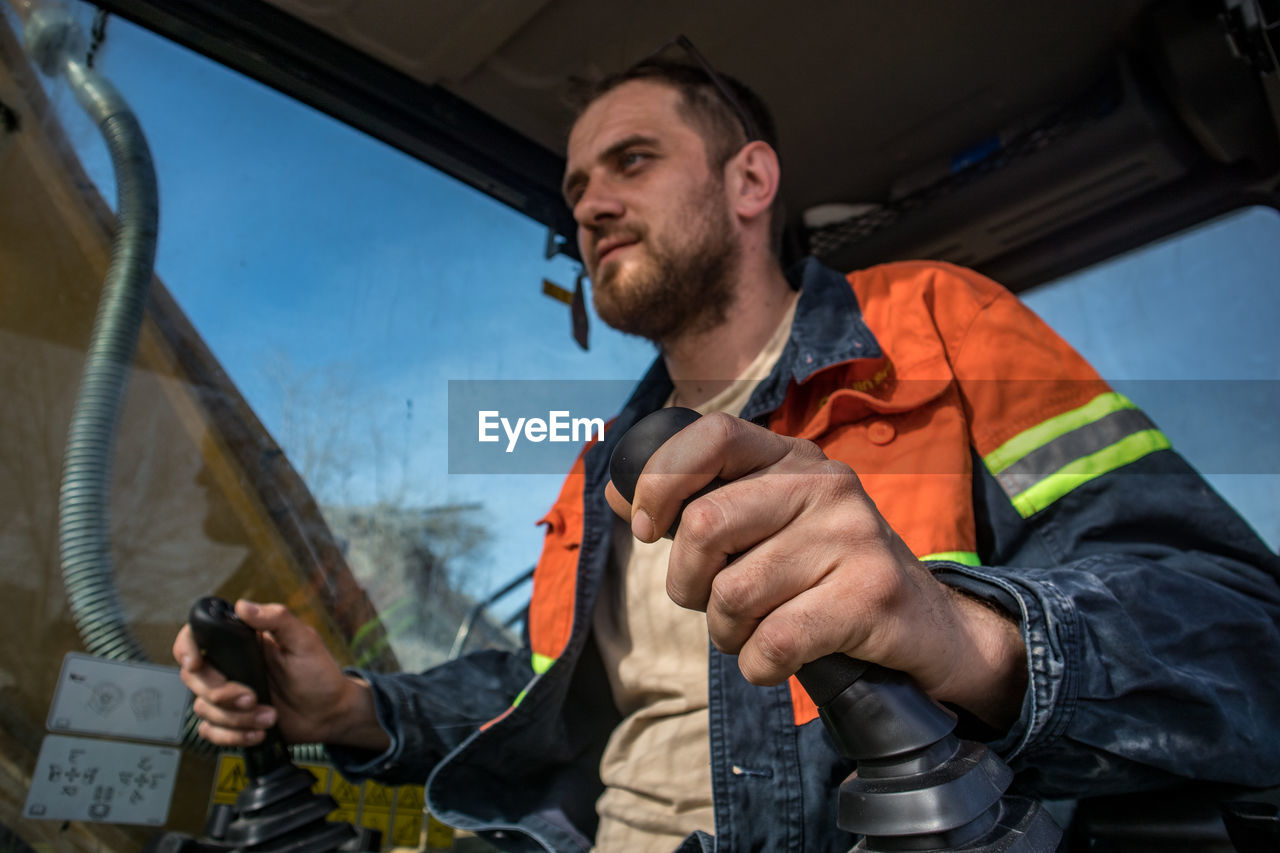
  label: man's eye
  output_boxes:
[621,151,650,169]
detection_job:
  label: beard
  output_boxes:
[588,183,740,345]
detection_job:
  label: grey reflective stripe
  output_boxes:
[995,408,1159,497]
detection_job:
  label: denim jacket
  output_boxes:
[332,259,1280,852]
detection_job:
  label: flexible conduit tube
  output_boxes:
[26,7,310,758]
[27,5,155,663]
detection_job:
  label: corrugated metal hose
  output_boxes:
[26,3,203,749]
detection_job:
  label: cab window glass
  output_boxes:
[19,2,653,658]
[2,3,649,843]
[1021,206,1279,549]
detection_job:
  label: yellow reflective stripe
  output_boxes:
[921,551,981,566]
[1010,429,1171,518]
[984,392,1138,475]
[511,654,558,709]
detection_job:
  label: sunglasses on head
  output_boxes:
[642,34,762,144]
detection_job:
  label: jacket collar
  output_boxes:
[744,256,882,419]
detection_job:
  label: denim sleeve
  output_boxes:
[325,648,534,785]
[931,449,1280,799]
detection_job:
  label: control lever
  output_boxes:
[145,598,373,852]
[610,408,1062,852]
[188,597,292,780]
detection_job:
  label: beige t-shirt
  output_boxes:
[591,295,799,852]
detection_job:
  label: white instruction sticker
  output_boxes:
[24,735,180,825]
[47,652,189,743]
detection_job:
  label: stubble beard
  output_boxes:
[589,184,740,346]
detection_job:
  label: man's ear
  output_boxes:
[727,140,780,223]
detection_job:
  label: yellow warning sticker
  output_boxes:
[391,810,424,848]
[360,806,390,837]
[394,784,425,810]
[362,780,393,814]
[212,755,248,805]
[330,774,362,808]
[424,812,456,850]
[296,762,331,795]
[327,805,359,825]
[327,774,362,824]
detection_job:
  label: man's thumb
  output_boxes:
[234,600,303,646]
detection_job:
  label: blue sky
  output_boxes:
[29,4,1277,611]
[32,5,654,600]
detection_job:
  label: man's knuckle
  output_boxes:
[680,499,723,547]
[208,684,238,704]
[665,576,696,608]
[752,620,798,670]
[709,575,753,618]
[793,438,827,462]
[836,501,884,545]
[709,633,736,655]
[702,411,740,439]
[816,457,856,481]
[665,557,707,608]
[860,570,907,618]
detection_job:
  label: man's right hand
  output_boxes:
[174,600,389,752]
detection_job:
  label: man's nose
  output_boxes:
[572,178,624,228]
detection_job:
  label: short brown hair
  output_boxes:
[568,59,785,253]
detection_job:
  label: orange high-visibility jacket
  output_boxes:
[341,259,1280,853]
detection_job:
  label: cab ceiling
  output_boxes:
[264,0,1149,220]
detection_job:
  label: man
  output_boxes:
[176,58,1280,851]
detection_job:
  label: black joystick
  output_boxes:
[145,598,374,853]
[611,408,1062,852]
[189,598,294,781]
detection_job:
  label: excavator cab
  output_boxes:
[0,0,1276,849]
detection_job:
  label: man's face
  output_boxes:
[563,81,739,343]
